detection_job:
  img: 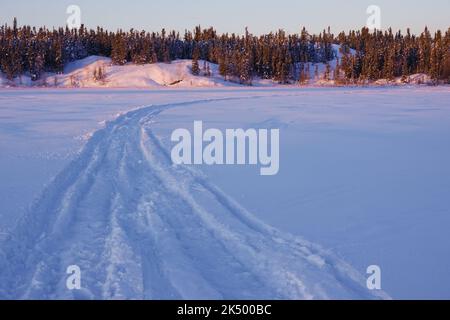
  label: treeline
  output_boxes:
[336,27,450,84]
[1,18,449,85]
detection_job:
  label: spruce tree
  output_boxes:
[334,59,342,84]
[218,55,227,79]
[111,33,127,65]
[324,63,331,81]
[192,46,200,75]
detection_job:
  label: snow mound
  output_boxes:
[59,56,232,88]
[0,56,233,88]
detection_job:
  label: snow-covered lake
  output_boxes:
[1,87,449,299]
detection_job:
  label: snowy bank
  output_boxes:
[0,54,442,89]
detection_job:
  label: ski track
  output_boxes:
[0,95,390,300]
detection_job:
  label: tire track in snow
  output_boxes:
[0,95,390,300]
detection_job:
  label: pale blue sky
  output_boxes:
[0,0,449,35]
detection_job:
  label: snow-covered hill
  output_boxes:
[0,56,239,88]
[60,57,235,88]
[8,57,232,88]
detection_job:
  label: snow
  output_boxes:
[0,86,449,299]
[0,56,233,89]
[60,57,235,88]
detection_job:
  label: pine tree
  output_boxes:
[442,28,450,83]
[383,46,395,80]
[419,27,432,74]
[111,33,127,65]
[218,55,227,79]
[28,43,45,81]
[204,61,211,77]
[238,51,253,85]
[314,64,319,80]
[334,59,342,84]
[191,46,200,75]
[93,66,106,82]
[324,63,331,81]
[299,63,309,85]
[163,45,171,64]
[430,30,444,84]
[55,39,64,73]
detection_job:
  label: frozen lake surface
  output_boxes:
[0,87,449,299]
